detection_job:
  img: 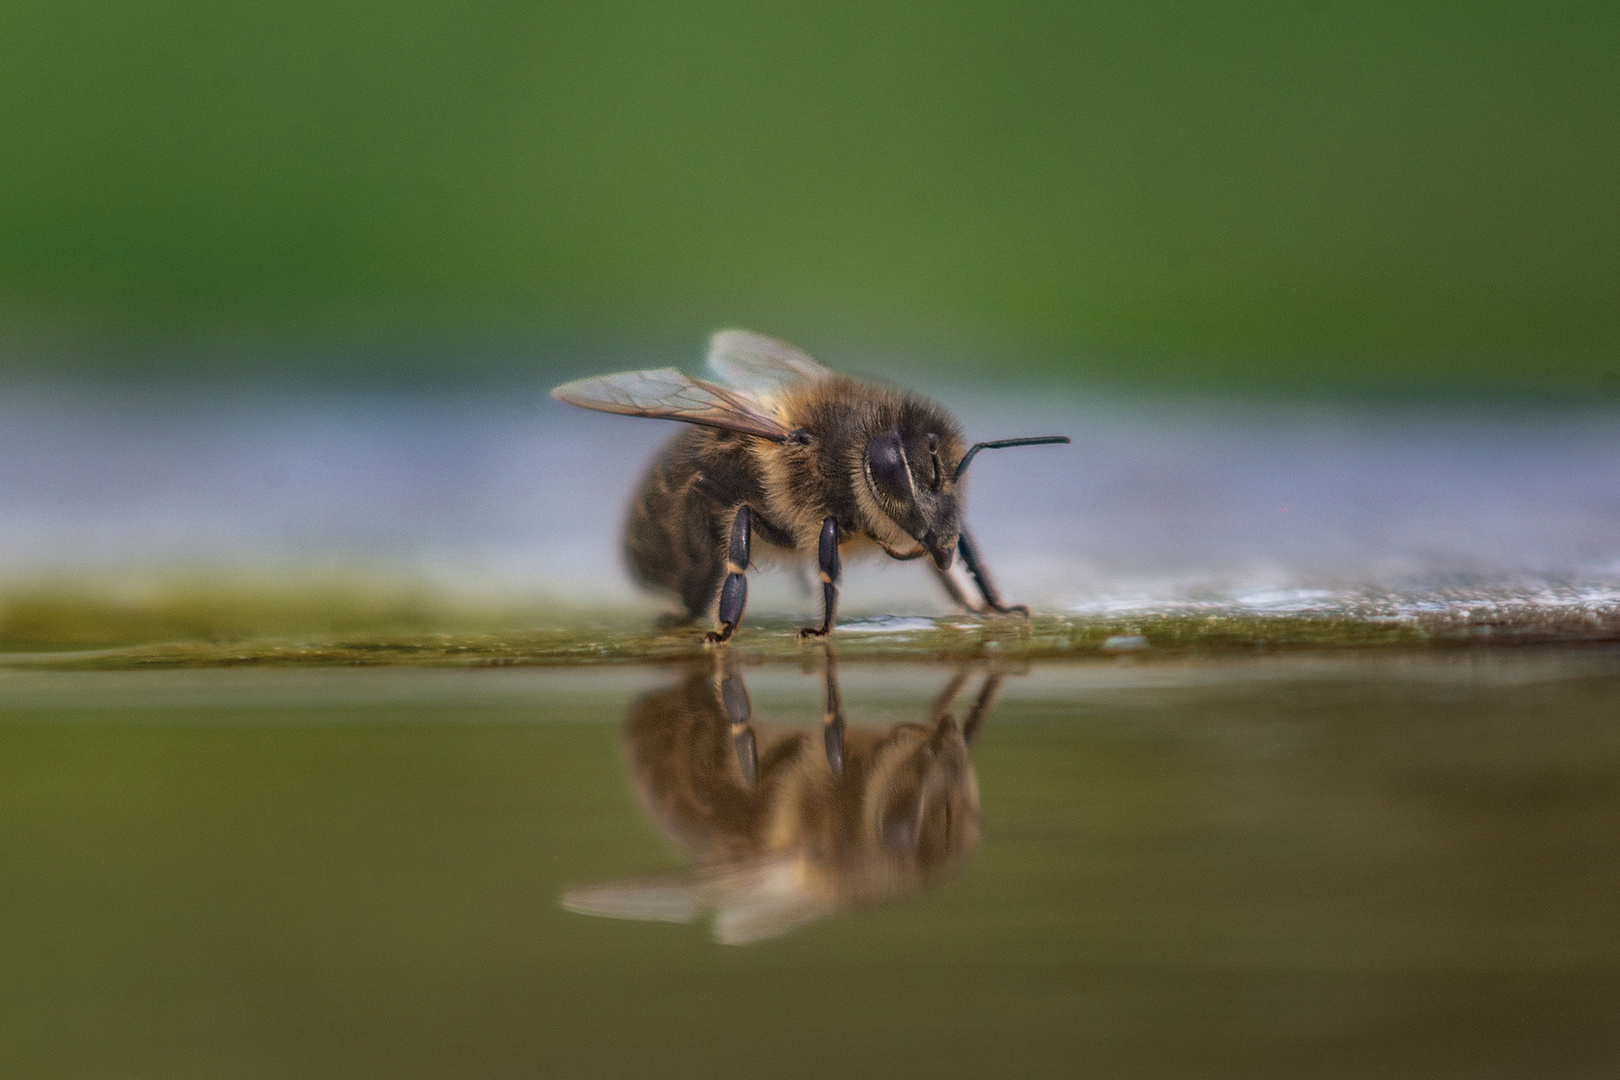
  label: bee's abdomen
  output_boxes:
[624,431,729,619]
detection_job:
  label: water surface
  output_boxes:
[3,651,1616,1078]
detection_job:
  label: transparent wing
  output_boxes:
[551,366,792,441]
[706,330,833,396]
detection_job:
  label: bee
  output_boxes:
[561,654,1002,944]
[551,330,1068,642]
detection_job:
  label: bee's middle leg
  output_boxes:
[797,517,841,639]
[704,506,752,645]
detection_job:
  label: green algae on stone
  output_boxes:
[3,583,1616,670]
[0,613,1480,671]
[0,577,596,653]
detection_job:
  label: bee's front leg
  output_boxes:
[930,564,982,614]
[797,517,841,640]
[958,527,1030,617]
[705,506,752,645]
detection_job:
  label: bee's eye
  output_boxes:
[866,431,914,503]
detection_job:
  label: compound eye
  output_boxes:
[866,431,914,503]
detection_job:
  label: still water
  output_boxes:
[2,650,1618,1078]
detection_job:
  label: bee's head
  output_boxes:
[858,397,1067,570]
[862,414,963,570]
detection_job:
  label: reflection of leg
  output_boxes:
[958,528,1029,617]
[931,564,981,614]
[705,507,752,644]
[927,668,972,724]
[962,673,1004,749]
[821,647,846,777]
[798,517,841,638]
[719,658,758,786]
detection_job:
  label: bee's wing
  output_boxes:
[551,366,792,441]
[706,329,833,396]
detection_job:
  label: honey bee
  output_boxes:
[561,654,1002,944]
[551,330,1068,642]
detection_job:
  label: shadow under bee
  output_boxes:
[562,654,1002,944]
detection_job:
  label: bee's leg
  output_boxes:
[961,673,1004,749]
[958,527,1030,617]
[821,647,846,777]
[704,506,752,645]
[718,657,758,786]
[797,517,841,639]
[930,564,982,614]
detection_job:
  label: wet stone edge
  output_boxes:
[2,609,1617,671]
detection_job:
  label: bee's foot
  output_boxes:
[704,627,735,645]
[796,626,830,640]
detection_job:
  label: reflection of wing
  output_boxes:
[561,858,831,945]
[561,871,720,924]
[707,330,833,396]
[712,861,832,945]
[551,367,792,441]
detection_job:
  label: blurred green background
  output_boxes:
[1,1,1616,392]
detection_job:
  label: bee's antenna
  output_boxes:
[953,436,1070,482]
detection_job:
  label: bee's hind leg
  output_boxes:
[958,528,1030,617]
[704,506,752,645]
[797,517,841,639]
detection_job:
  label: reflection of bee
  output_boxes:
[552,330,1068,641]
[561,655,1002,944]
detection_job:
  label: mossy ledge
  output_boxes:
[3,606,1617,671]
